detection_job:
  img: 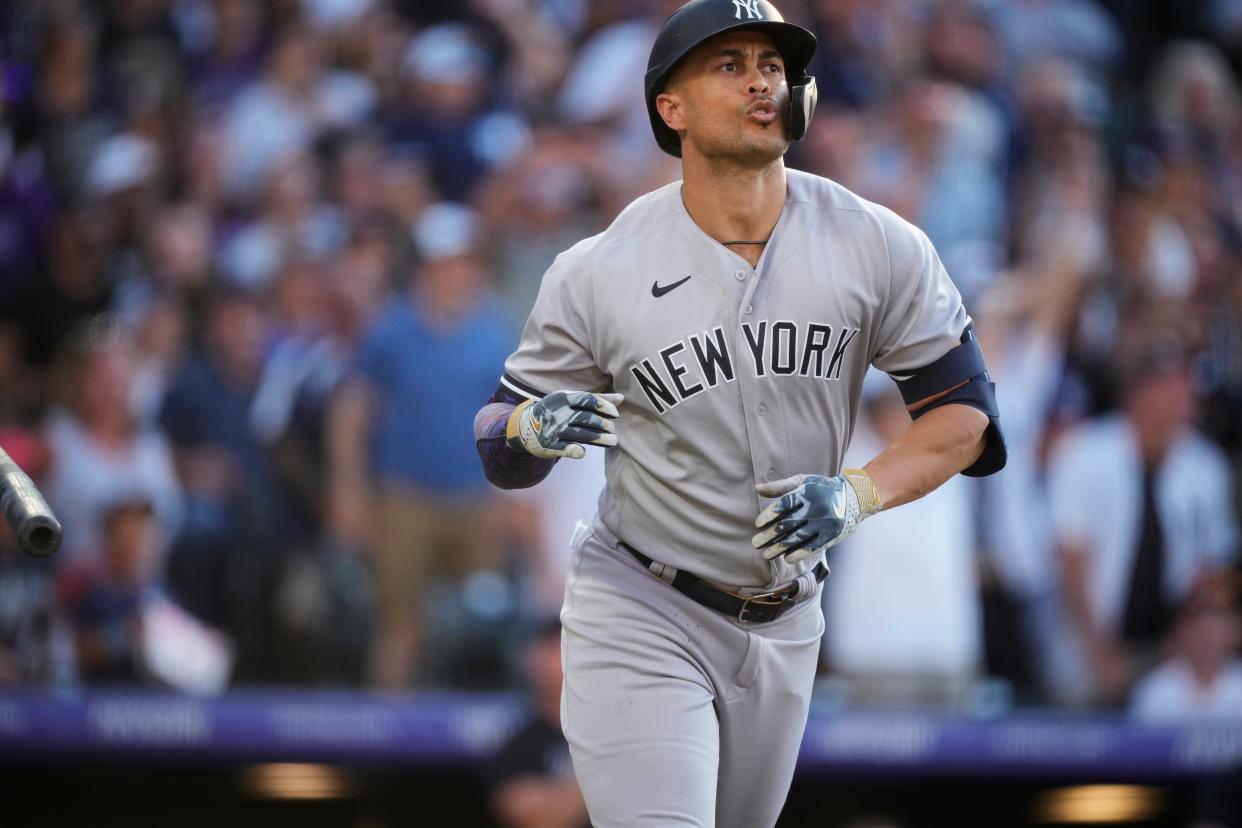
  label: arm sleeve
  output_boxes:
[870,206,972,378]
[474,385,557,490]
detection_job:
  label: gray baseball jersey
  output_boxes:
[503,168,970,589]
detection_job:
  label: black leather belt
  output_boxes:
[620,541,828,624]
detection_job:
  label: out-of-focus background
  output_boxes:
[0,0,1240,825]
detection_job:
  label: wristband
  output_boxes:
[842,468,883,517]
[505,399,533,452]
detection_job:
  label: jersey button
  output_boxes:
[757,403,768,415]
[744,304,753,314]
[766,468,779,481]
[734,270,747,281]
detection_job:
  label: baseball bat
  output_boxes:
[0,445,62,558]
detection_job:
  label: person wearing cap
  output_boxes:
[385,24,527,202]
[1129,581,1242,722]
[329,202,514,688]
[44,321,183,566]
[488,618,590,828]
[60,493,160,683]
[1048,334,1238,705]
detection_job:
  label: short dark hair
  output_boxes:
[1114,332,1190,398]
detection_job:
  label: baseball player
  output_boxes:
[474,1,1007,825]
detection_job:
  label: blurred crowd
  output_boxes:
[0,0,1239,718]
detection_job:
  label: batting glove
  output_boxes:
[506,391,623,460]
[751,470,882,564]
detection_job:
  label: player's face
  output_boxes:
[659,31,791,165]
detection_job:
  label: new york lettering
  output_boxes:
[630,321,861,414]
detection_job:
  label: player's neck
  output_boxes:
[680,155,786,268]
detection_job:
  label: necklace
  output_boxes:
[721,239,769,245]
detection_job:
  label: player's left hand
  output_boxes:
[751,474,862,564]
[507,390,623,460]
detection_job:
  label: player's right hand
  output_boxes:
[506,391,623,459]
[752,474,861,564]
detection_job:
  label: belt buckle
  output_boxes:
[737,589,796,623]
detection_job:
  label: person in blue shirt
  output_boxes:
[328,202,514,688]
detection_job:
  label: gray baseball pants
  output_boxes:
[561,519,824,828]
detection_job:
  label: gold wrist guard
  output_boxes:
[505,399,533,450]
[843,468,883,516]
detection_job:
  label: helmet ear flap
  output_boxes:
[787,74,817,142]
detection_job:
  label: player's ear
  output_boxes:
[656,90,686,133]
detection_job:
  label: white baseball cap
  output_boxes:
[413,202,481,261]
[87,133,159,198]
[403,24,489,84]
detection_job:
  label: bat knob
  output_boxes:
[19,515,62,558]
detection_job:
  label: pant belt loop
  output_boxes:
[650,560,677,586]
[795,571,817,601]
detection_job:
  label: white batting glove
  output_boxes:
[506,391,623,460]
[751,470,882,564]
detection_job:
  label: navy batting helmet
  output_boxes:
[645,0,818,157]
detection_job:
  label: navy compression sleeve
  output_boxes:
[474,385,557,489]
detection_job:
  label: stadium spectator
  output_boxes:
[476,126,613,321]
[825,375,980,706]
[218,150,344,290]
[1130,585,1242,722]
[61,489,232,692]
[158,285,285,679]
[1010,58,1110,288]
[975,216,1092,704]
[3,205,114,372]
[159,286,277,518]
[801,0,919,111]
[222,22,374,201]
[1048,336,1239,705]
[0,102,56,300]
[0,529,67,687]
[852,75,1007,302]
[127,290,187,430]
[385,23,526,202]
[328,130,388,224]
[87,132,163,288]
[554,3,661,179]
[42,321,182,566]
[1149,41,1239,174]
[245,246,378,687]
[489,618,589,828]
[60,493,162,684]
[329,202,513,688]
[990,0,1122,74]
[7,12,110,205]
[252,248,368,537]
[181,0,267,112]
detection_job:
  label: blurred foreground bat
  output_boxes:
[0,446,62,557]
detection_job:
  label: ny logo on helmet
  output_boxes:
[732,0,763,20]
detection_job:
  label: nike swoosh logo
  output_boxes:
[652,276,692,297]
